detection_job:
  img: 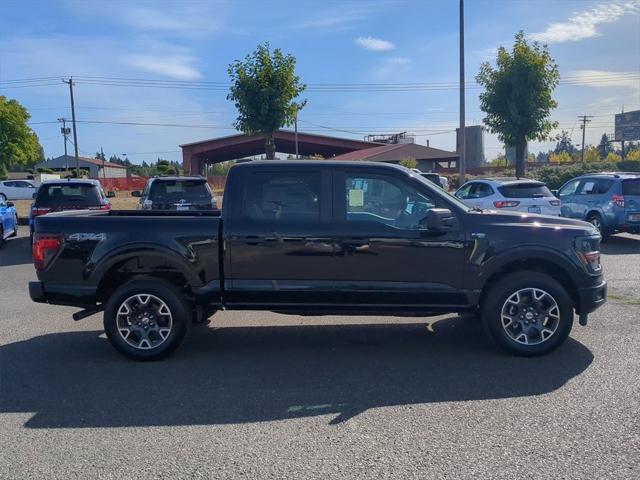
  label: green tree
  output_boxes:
[398,157,418,169]
[554,130,577,155]
[488,154,507,166]
[597,133,613,159]
[227,43,306,159]
[476,32,559,178]
[0,96,43,179]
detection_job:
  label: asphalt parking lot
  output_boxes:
[1,227,639,479]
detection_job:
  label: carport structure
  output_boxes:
[180,130,382,175]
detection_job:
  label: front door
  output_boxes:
[331,169,468,309]
[224,168,335,307]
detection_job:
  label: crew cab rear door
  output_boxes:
[331,167,467,308]
[223,167,335,306]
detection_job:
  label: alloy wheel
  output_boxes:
[116,294,173,350]
[500,288,560,345]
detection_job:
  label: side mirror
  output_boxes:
[551,189,559,197]
[32,192,37,199]
[106,191,116,198]
[421,208,455,231]
[131,191,141,197]
[6,202,15,208]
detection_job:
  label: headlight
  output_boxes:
[574,235,602,273]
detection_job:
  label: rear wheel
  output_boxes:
[0,193,6,202]
[104,278,190,361]
[481,271,574,356]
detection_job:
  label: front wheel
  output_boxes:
[9,214,18,237]
[104,278,190,360]
[481,271,574,356]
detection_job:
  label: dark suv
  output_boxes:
[29,179,112,240]
[132,176,217,211]
[557,172,640,237]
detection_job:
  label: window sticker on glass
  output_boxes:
[348,189,364,207]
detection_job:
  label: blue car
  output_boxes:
[0,196,18,248]
[557,172,640,237]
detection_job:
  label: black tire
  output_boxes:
[481,271,574,356]
[104,278,190,361]
[587,212,610,240]
[9,214,18,238]
[0,193,6,202]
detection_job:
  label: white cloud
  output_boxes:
[124,7,188,31]
[386,57,411,66]
[569,70,640,89]
[355,36,395,51]
[530,2,640,43]
[125,55,202,80]
[297,5,373,31]
[370,57,412,79]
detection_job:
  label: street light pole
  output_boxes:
[459,0,466,184]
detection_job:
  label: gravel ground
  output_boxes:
[1,228,639,479]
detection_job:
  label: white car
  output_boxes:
[0,180,37,201]
[455,178,560,216]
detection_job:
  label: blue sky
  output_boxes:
[1,0,639,164]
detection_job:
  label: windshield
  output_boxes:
[412,173,472,211]
[498,182,553,198]
[35,183,103,207]
[148,180,212,202]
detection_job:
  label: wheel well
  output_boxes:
[479,258,579,309]
[586,210,601,220]
[97,256,190,303]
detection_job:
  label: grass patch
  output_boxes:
[608,294,640,306]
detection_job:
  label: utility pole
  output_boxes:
[63,77,80,176]
[294,109,299,159]
[578,115,593,162]
[458,0,466,184]
[57,118,70,172]
[101,146,106,181]
[620,106,625,161]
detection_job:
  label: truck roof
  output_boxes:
[231,160,410,171]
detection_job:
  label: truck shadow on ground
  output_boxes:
[1,316,593,429]
[0,234,31,267]
[601,234,640,255]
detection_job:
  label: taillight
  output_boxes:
[32,234,64,271]
[549,199,560,206]
[31,207,51,217]
[493,200,520,208]
[612,194,625,208]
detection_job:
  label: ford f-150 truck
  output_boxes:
[29,161,607,360]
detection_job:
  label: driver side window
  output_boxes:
[558,179,580,197]
[345,174,435,230]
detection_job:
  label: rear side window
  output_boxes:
[595,179,614,194]
[35,184,102,207]
[148,180,212,202]
[622,179,640,195]
[242,172,321,222]
[498,182,552,198]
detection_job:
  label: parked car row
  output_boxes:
[453,172,640,238]
[0,176,219,247]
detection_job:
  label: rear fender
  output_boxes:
[89,243,203,288]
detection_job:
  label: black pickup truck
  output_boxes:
[30,161,607,360]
